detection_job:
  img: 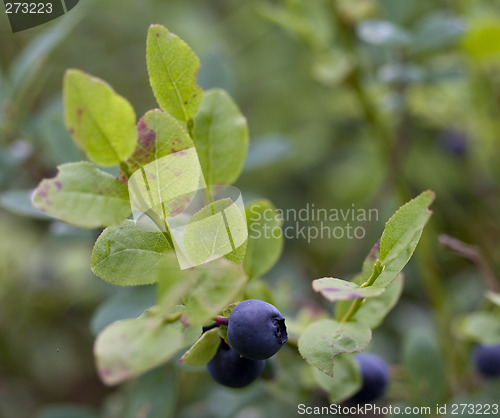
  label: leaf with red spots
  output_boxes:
[94,307,200,386]
[126,109,194,173]
[64,69,137,166]
[32,162,131,228]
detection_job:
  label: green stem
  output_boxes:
[340,260,383,323]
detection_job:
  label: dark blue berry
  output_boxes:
[351,353,390,404]
[207,341,265,388]
[474,344,500,378]
[438,130,467,156]
[227,299,288,360]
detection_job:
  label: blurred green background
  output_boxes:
[1,0,500,417]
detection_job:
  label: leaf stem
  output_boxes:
[340,260,383,323]
[215,316,229,326]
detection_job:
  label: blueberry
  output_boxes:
[474,344,500,378]
[207,341,265,388]
[438,130,467,156]
[227,299,288,360]
[351,353,390,404]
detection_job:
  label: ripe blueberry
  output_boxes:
[207,340,265,388]
[227,299,288,360]
[351,353,390,404]
[474,344,500,378]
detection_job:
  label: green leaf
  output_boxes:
[403,329,446,405]
[124,366,177,418]
[335,274,404,328]
[192,89,249,185]
[181,259,247,326]
[410,12,464,54]
[457,312,500,344]
[35,405,99,418]
[298,319,371,376]
[94,309,201,386]
[128,147,201,229]
[312,277,385,302]
[462,19,500,59]
[146,25,203,122]
[486,291,500,307]
[63,69,137,166]
[375,190,434,288]
[179,328,220,366]
[32,162,131,228]
[312,354,362,403]
[126,109,194,173]
[183,198,247,267]
[90,286,156,336]
[91,220,172,285]
[244,200,284,279]
[157,254,195,312]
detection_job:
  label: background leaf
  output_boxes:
[456,312,500,344]
[146,25,203,122]
[298,319,371,376]
[123,366,178,418]
[63,69,137,166]
[32,162,131,228]
[0,189,51,220]
[244,200,283,279]
[90,286,156,336]
[192,89,249,186]
[91,220,172,285]
[403,329,447,405]
[312,354,362,403]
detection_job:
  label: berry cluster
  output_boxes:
[207,299,288,388]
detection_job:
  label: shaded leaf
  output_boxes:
[179,328,220,366]
[457,312,500,344]
[244,200,283,279]
[146,25,203,122]
[32,162,131,228]
[124,366,178,418]
[298,319,371,376]
[64,69,137,166]
[403,329,447,405]
[90,286,156,336]
[192,89,249,185]
[91,220,172,285]
[0,189,51,220]
[312,354,362,403]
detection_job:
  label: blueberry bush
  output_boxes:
[1,1,500,417]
